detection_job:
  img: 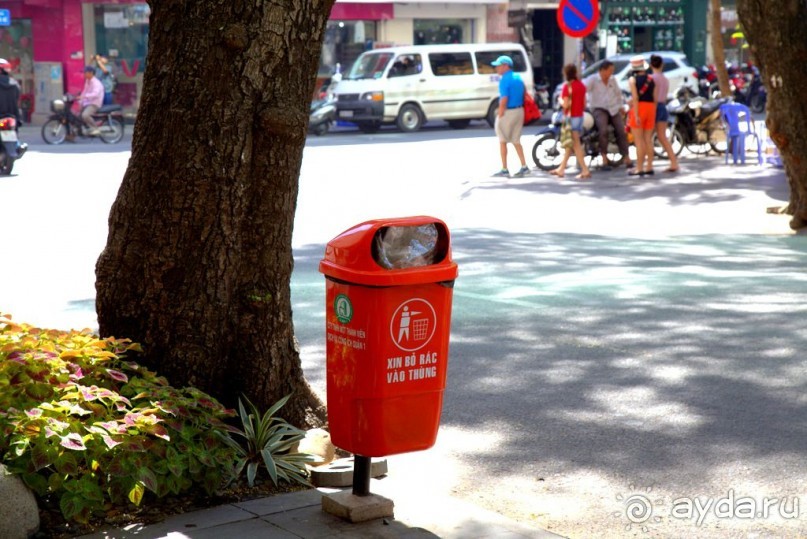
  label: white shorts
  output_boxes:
[495,108,524,144]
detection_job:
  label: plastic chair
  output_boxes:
[719,102,762,164]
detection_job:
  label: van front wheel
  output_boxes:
[397,104,424,132]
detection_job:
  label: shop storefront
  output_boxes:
[83,2,149,121]
[600,0,707,66]
[0,0,147,123]
[0,18,34,121]
[319,0,496,83]
[715,0,748,66]
[6,0,497,121]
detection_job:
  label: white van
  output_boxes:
[332,43,533,133]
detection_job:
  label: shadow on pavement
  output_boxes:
[292,228,807,497]
[461,156,789,207]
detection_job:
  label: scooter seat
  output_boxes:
[98,104,122,114]
[699,98,729,117]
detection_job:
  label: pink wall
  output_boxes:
[62,0,84,94]
[1,0,144,94]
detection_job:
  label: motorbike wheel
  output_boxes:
[531,132,563,171]
[686,127,713,155]
[42,119,67,145]
[99,119,124,144]
[653,126,685,158]
[749,94,765,114]
[707,123,728,154]
[312,122,329,136]
[0,154,13,175]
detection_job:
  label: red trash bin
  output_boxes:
[319,216,458,457]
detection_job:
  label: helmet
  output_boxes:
[0,58,10,73]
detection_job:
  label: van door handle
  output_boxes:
[419,78,426,82]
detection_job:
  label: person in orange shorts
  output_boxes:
[627,56,657,176]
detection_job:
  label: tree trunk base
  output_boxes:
[789,214,807,231]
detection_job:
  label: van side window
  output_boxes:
[389,54,422,78]
[475,51,527,73]
[429,52,474,76]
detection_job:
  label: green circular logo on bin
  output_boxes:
[334,294,353,324]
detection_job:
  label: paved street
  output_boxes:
[2,123,806,538]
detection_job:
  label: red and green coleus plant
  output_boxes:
[0,313,239,523]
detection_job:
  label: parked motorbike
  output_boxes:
[308,76,338,136]
[531,107,627,171]
[309,95,336,136]
[657,84,729,157]
[0,116,26,175]
[697,64,718,98]
[733,65,766,113]
[534,82,551,113]
[41,94,125,145]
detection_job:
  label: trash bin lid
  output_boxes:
[319,216,458,286]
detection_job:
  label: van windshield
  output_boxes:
[346,52,394,80]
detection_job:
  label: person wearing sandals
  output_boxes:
[584,60,633,170]
[490,55,531,178]
[551,63,591,180]
[627,56,658,176]
[649,55,679,173]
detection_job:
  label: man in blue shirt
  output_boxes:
[491,55,530,178]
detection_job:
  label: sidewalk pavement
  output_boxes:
[76,478,566,539]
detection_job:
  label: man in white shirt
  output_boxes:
[584,60,632,169]
[78,66,104,136]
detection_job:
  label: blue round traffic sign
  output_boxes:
[557,0,599,38]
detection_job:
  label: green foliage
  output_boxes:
[221,395,314,488]
[0,314,238,523]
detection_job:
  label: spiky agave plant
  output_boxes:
[221,394,315,487]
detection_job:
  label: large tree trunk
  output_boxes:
[95,0,333,426]
[709,0,732,97]
[737,0,807,229]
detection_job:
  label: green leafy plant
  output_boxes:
[0,314,238,523]
[221,394,315,487]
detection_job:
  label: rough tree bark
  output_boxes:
[709,0,732,97]
[95,0,333,426]
[737,0,807,229]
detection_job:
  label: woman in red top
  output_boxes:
[551,63,591,180]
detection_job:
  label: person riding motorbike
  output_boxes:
[78,65,104,136]
[0,58,21,127]
[0,58,27,162]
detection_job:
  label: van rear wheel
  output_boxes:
[397,104,424,132]
[486,100,498,128]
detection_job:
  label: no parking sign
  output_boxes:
[557,0,599,38]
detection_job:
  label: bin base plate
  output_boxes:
[322,490,394,522]
[310,457,388,487]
